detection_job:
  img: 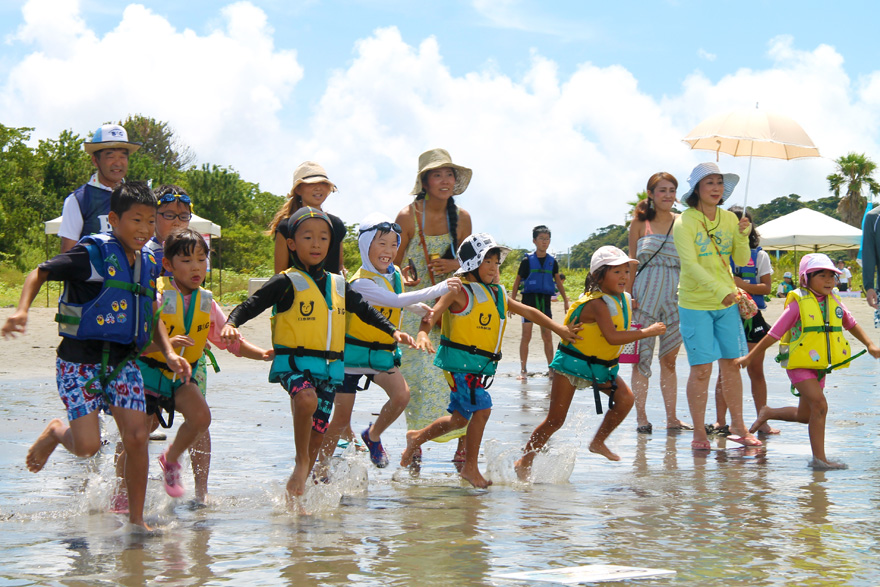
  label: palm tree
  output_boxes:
[827,152,880,228]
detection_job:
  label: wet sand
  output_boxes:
[2,296,880,586]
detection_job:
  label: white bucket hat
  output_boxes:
[290,161,337,197]
[590,245,638,274]
[411,148,473,196]
[798,253,840,284]
[84,124,141,155]
[455,233,511,276]
[681,162,739,203]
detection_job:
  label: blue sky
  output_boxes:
[2,0,879,250]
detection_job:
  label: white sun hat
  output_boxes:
[681,161,739,203]
[590,245,638,274]
[455,233,511,276]
[84,124,141,155]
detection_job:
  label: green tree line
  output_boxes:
[0,117,283,274]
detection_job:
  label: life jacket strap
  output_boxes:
[441,338,502,362]
[275,347,344,361]
[345,337,398,352]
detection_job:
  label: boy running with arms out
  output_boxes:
[401,234,580,488]
[2,182,190,530]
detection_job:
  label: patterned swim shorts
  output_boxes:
[56,357,146,421]
[277,371,337,433]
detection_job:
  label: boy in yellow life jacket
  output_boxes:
[317,213,462,472]
[400,233,581,489]
[515,246,666,481]
[221,207,414,500]
[135,229,271,502]
[736,253,880,470]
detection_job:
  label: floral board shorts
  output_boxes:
[56,357,146,421]
[277,371,337,433]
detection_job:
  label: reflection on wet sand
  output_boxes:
[2,357,880,585]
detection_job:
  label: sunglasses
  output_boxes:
[158,192,192,205]
[359,222,401,235]
[158,211,193,222]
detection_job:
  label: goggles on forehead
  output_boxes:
[359,221,401,235]
[158,192,192,205]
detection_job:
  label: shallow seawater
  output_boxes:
[2,356,880,586]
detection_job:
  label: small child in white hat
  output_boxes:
[736,253,880,469]
[515,246,666,480]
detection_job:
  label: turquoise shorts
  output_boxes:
[679,305,747,366]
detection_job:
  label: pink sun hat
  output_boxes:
[798,253,840,285]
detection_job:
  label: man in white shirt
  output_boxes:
[58,124,141,252]
[836,260,852,292]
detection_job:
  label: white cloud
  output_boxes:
[697,48,716,62]
[1,0,303,194]
[3,5,880,250]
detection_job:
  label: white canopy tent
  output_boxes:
[755,208,861,252]
[44,213,221,237]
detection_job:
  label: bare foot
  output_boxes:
[588,441,620,462]
[399,430,419,467]
[757,423,780,435]
[516,371,528,381]
[459,466,492,488]
[26,418,65,473]
[513,456,532,482]
[749,406,771,434]
[128,521,157,535]
[286,465,309,499]
[810,458,848,470]
[666,420,693,431]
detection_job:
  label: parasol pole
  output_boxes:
[742,140,754,212]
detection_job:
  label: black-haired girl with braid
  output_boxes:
[393,149,473,469]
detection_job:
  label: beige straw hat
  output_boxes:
[410,148,473,196]
[289,161,338,197]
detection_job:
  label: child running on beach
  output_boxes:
[110,185,212,510]
[400,233,580,488]
[135,228,272,502]
[515,246,665,480]
[1,182,190,530]
[735,253,880,469]
[509,225,570,380]
[221,207,414,499]
[317,213,461,471]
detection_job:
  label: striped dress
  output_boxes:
[632,219,682,378]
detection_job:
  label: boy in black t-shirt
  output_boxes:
[509,225,570,380]
[2,182,190,531]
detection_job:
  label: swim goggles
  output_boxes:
[158,192,192,205]
[359,221,401,235]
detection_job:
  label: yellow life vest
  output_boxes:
[778,288,851,371]
[140,276,213,376]
[270,268,347,384]
[435,281,507,376]
[345,266,403,371]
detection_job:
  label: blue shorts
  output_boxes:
[444,371,492,420]
[679,305,748,366]
[56,357,146,421]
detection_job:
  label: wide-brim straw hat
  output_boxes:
[410,148,473,196]
[681,161,739,203]
[84,124,141,155]
[290,161,338,197]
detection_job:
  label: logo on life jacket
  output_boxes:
[479,313,492,327]
[300,301,315,317]
[381,308,393,320]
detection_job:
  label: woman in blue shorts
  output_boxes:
[672,163,762,450]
